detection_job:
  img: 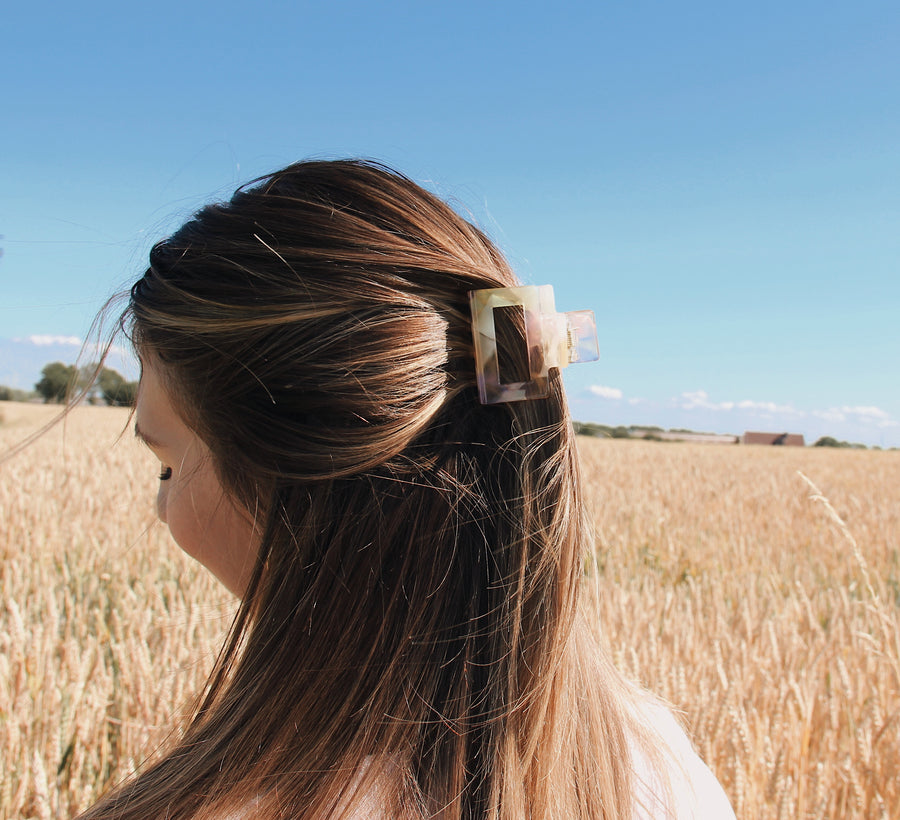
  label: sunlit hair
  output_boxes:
[79,160,664,819]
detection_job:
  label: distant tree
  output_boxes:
[573,421,599,437]
[33,362,138,406]
[0,385,34,402]
[629,427,666,441]
[573,421,617,438]
[813,436,868,449]
[98,367,138,407]
[35,362,76,403]
[74,362,105,404]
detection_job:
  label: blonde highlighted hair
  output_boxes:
[79,160,661,819]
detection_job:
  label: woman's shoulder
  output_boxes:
[628,698,736,820]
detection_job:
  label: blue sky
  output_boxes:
[2,1,898,446]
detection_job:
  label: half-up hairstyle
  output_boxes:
[80,160,652,820]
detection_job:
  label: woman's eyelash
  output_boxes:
[159,466,173,481]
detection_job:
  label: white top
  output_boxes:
[224,703,736,819]
[630,702,736,819]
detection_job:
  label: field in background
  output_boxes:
[578,436,900,819]
[1,403,898,819]
[0,403,235,819]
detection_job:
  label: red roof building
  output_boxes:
[741,431,805,446]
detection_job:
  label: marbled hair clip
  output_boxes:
[468,284,599,405]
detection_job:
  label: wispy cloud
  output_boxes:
[11,334,131,361]
[813,405,899,428]
[672,389,899,435]
[585,385,897,435]
[676,390,801,416]
[677,389,730,411]
[588,384,623,400]
[18,334,82,347]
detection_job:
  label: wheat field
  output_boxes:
[1,402,898,819]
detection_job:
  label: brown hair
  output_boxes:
[79,160,659,819]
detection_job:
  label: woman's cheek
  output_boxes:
[161,476,222,567]
[162,488,200,560]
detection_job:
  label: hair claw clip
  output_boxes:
[468,284,599,404]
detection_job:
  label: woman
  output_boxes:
[81,159,734,819]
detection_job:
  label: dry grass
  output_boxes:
[579,437,900,819]
[1,403,898,818]
[0,403,234,819]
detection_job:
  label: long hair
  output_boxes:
[79,160,650,819]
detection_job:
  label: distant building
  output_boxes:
[631,430,739,445]
[741,431,805,446]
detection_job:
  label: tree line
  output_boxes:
[573,421,886,450]
[0,362,138,406]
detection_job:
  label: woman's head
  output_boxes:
[130,160,519,494]
[95,160,628,820]
[129,160,514,591]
